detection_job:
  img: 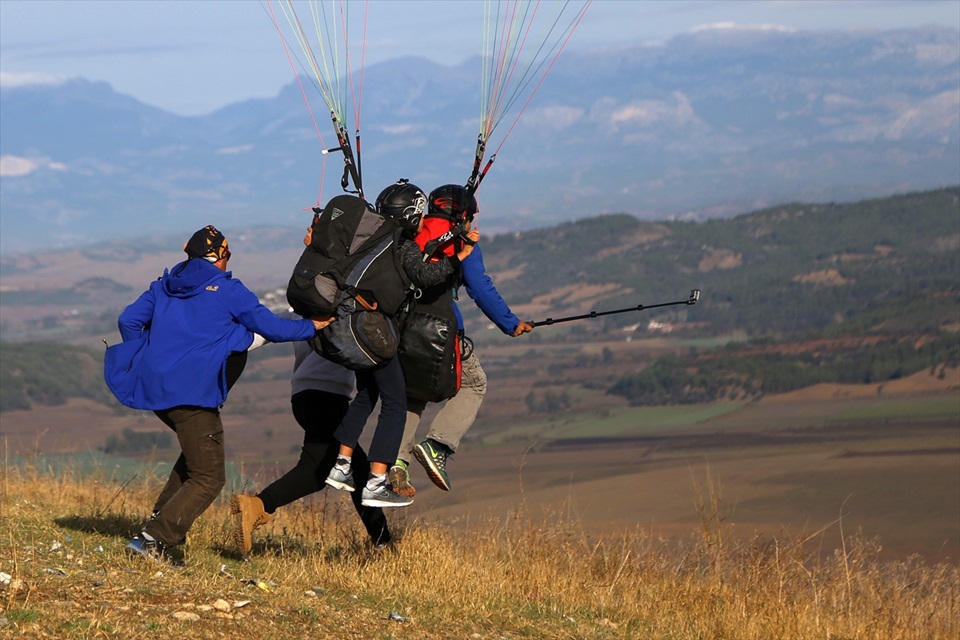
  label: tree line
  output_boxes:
[607,332,960,406]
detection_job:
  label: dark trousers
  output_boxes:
[145,406,226,547]
[257,389,390,546]
[333,356,406,465]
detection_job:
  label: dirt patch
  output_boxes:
[699,248,743,272]
[538,283,621,305]
[1,399,138,455]
[518,283,629,318]
[793,268,852,286]
[399,436,959,564]
[596,226,670,259]
[488,265,526,283]
[761,365,960,403]
[931,234,960,252]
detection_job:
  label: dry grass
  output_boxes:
[1,460,958,639]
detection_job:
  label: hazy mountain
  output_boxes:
[1,25,957,254]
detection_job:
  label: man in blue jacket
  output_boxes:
[390,223,533,495]
[105,225,331,562]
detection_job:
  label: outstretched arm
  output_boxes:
[462,244,532,337]
[228,281,319,342]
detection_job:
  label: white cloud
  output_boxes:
[0,71,66,88]
[604,92,700,128]
[0,156,38,177]
[380,124,418,135]
[521,106,584,130]
[690,22,796,34]
[216,144,254,155]
[0,155,66,177]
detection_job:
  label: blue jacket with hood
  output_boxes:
[107,258,316,410]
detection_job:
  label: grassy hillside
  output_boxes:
[2,463,957,639]
[0,342,118,412]
[2,187,957,413]
[473,186,959,337]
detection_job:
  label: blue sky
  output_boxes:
[1,0,958,116]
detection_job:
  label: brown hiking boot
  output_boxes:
[230,494,272,557]
[388,461,416,498]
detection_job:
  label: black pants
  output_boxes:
[146,406,226,546]
[257,389,391,546]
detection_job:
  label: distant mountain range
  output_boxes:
[1,25,957,254]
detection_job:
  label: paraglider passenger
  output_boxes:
[390,185,533,496]
[323,181,479,507]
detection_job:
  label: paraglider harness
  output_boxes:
[286,194,413,370]
[396,203,475,404]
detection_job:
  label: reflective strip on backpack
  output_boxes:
[344,234,395,289]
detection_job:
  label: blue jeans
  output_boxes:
[333,356,406,466]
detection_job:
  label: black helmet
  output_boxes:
[376,179,427,231]
[427,184,478,223]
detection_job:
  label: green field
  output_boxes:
[538,403,744,439]
[830,397,960,422]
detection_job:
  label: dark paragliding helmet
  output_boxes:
[427,184,478,224]
[375,179,427,231]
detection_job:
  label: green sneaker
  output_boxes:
[388,460,416,497]
[413,439,452,491]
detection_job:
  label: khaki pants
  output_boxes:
[401,349,487,458]
[144,407,226,546]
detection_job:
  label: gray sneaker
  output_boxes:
[325,465,356,492]
[361,482,413,508]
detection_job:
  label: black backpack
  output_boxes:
[287,195,411,318]
[286,194,411,369]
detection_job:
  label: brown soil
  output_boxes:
[793,268,852,286]
[699,248,742,272]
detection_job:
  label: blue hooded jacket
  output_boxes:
[458,244,520,334]
[106,258,316,410]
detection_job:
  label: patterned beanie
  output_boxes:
[184,225,229,262]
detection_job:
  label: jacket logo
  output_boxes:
[206,285,219,291]
[331,207,344,220]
